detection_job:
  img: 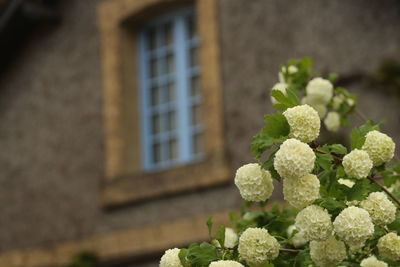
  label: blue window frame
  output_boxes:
[138,7,204,171]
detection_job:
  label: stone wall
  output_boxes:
[0,0,399,266]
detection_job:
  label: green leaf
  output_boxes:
[186,243,219,266]
[330,144,347,155]
[215,226,225,248]
[263,113,290,138]
[387,214,400,231]
[315,197,346,218]
[271,89,299,110]
[328,73,338,83]
[346,179,372,201]
[251,133,275,159]
[206,217,213,239]
[336,166,345,178]
[350,121,380,150]
[178,249,189,267]
[316,152,333,170]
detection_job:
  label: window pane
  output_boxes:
[191,104,201,125]
[151,86,160,106]
[148,29,157,51]
[167,111,176,131]
[192,132,204,155]
[164,22,174,46]
[190,75,200,96]
[189,47,198,67]
[152,114,161,134]
[166,82,175,103]
[166,54,174,74]
[150,58,159,78]
[168,139,178,160]
[152,142,161,163]
[187,16,197,40]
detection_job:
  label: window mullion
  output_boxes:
[174,16,191,163]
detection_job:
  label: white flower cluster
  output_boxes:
[274,139,315,179]
[342,149,373,179]
[209,260,244,267]
[324,111,340,132]
[160,248,183,267]
[360,192,396,226]
[362,130,395,166]
[360,255,388,267]
[309,236,347,267]
[283,174,320,209]
[270,82,287,105]
[234,163,274,202]
[295,205,333,241]
[302,96,327,118]
[283,105,320,143]
[333,207,374,250]
[305,77,333,105]
[287,225,308,248]
[224,228,238,248]
[238,227,280,266]
[278,65,298,83]
[378,233,400,261]
[338,178,355,188]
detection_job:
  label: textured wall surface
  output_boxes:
[0,0,399,266]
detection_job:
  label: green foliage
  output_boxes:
[350,120,380,150]
[206,217,213,240]
[272,88,300,111]
[180,243,219,267]
[215,226,226,248]
[65,252,98,267]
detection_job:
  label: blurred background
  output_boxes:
[0,0,399,266]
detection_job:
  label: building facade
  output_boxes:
[0,0,399,266]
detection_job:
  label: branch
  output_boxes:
[279,248,301,253]
[313,148,343,162]
[368,176,400,208]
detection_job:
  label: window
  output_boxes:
[98,0,230,207]
[139,7,204,171]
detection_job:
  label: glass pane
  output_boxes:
[187,16,197,40]
[166,82,175,103]
[148,29,157,51]
[191,104,201,125]
[152,142,161,163]
[193,132,204,155]
[151,86,160,106]
[167,111,176,131]
[168,139,178,160]
[150,58,159,78]
[164,22,173,46]
[190,75,200,96]
[189,46,198,67]
[166,54,174,73]
[152,114,160,134]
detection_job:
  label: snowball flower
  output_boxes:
[287,225,308,248]
[360,192,396,226]
[360,255,388,267]
[333,207,374,250]
[338,178,355,188]
[301,96,327,118]
[224,228,238,248]
[377,233,400,261]
[234,163,274,202]
[209,260,244,267]
[274,139,316,179]
[278,66,298,83]
[283,104,321,143]
[270,82,287,104]
[342,149,373,179]
[306,77,334,104]
[238,227,280,265]
[160,248,183,267]
[295,205,333,241]
[362,130,395,166]
[324,111,341,132]
[283,174,320,209]
[332,95,345,110]
[310,236,347,267]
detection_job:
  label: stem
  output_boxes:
[279,248,301,253]
[356,110,368,123]
[368,176,400,208]
[313,148,343,162]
